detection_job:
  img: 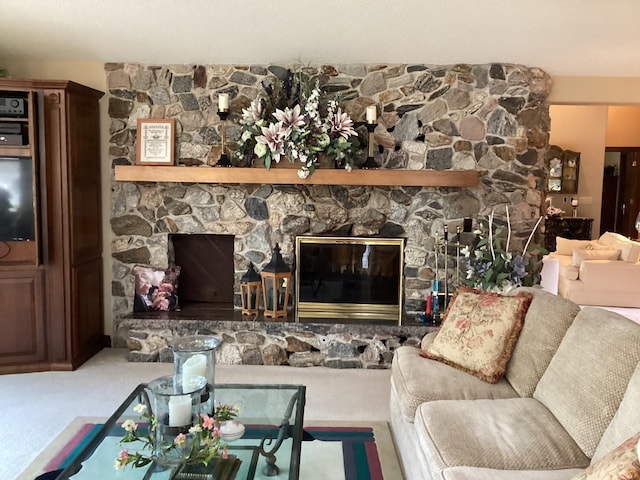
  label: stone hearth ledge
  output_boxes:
[114,316,436,369]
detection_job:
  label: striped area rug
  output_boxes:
[31,420,399,480]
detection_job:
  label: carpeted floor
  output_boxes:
[2,349,399,480]
[21,417,401,480]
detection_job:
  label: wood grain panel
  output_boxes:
[0,269,45,364]
[170,234,235,304]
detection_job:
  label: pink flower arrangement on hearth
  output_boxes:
[235,66,363,178]
[114,402,240,469]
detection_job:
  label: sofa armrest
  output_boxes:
[579,260,640,291]
[420,331,437,350]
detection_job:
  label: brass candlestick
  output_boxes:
[216,110,231,167]
[362,122,379,169]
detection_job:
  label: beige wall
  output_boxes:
[549,77,640,105]
[607,106,640,146]
[548,105,609,237]
[3,60,640,337]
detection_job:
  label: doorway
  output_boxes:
[600,148,640,238]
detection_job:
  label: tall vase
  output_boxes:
[146,374,207,467]
[171,335,221,415]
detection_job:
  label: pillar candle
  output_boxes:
[182,353,207,391]
[168,395,192,427]
[366,105,377,124]
[219,93,229,112]
[426,295,433,315]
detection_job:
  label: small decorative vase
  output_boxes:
[219,420,245,442]
[147,374,207,467]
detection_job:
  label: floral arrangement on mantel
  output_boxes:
[462,207,547,292]
[115,403,240,470]
[235,67,364,178]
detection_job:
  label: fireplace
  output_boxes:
[169,234,235,308]
[295,236,404,324]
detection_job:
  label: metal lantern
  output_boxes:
[240,263,262,315]
[260,243,292,319]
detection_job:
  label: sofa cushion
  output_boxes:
[555,237,599,256]
[592,361,640,462]
[560,263,580,280]
[599,231,640,263]
[415,398,590,478]
[421,287,532,383]
[571,432,640,480]
[599,231,624,247]
[443,467,585,480]
[504,287,581,397]
[572,248,621,266]
[390,346,518,422]
[533,307,640,458]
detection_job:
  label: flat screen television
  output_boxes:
[0,156,35,242]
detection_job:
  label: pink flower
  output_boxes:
[241,99,264,124]
[174,433,186,446]
[466,336,484,349]
[114,449,129,469]
[479,294,499,307]
[329,108,356,139]
[456,318,470,330]
[274,105,306,131]
[201,414,215,430]
[256,122,288,162]
[222,447,229,459]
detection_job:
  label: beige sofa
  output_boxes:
[540,232,640,308]
[389,287,640,479]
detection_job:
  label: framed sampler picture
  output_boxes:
[136,118,176,165]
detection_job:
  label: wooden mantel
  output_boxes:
[114,165,480,187]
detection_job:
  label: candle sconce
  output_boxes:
[216,94,231,167]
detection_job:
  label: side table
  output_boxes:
[544,217,594,252]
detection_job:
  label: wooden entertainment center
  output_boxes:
[0,79,105,373]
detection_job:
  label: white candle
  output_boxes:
[366,105,377,124]
[182,353,207,391]
[168,395,192,427]
[219,93,229,112]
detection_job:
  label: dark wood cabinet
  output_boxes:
[0,79,105,373]
[544,217,594,252]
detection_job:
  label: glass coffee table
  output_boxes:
[56,383,306,480]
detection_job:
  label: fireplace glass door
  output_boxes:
[295,236,404,323]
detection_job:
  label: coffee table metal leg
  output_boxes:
[257,391,299,476]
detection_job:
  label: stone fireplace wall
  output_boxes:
[107,62,552,320]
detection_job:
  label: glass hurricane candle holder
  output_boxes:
[171,335,221,415]
[146,374,207,466]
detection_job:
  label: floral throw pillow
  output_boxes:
[571,432,640,480]
[133,265,181,312]
[420,286,532,383]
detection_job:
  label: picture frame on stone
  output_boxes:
[136,118,176,165]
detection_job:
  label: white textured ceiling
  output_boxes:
[2,0,640,77]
